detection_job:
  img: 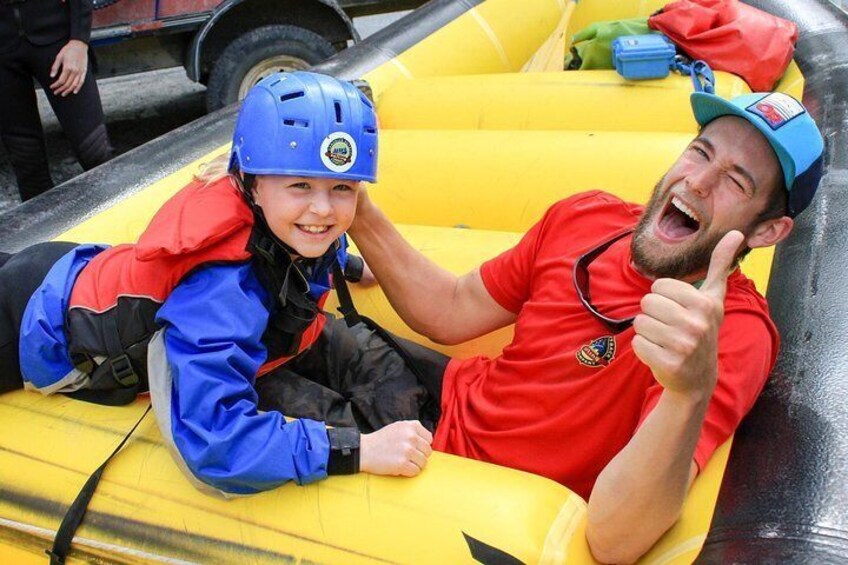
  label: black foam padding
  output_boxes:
[698,1,848,562]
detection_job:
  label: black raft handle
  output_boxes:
[46,405,151,565]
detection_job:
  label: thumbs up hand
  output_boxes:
[631,231,745,397]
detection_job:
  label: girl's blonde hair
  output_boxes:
[195,153,233,185]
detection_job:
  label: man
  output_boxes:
[258,90,824,563]
[0,0,113,201]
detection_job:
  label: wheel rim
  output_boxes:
[237,56,311,101]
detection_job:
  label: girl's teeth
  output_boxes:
[300,225,329,233]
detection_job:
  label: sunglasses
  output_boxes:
[572,229,635,334]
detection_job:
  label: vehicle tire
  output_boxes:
[206,24,338,112]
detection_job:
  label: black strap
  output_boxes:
[332,264,431,385]
[102,313,138,388]
[65,314,140,406]
[333,262,363,327]
[46,405,151,565]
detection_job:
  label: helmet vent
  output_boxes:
[283,119,309,128]
[364,127,376,135]
[358,91,374,109]
[334,101,343,123]
[280,91,305,103]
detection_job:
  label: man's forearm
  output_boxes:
[348,198,462,342]
[586,389,708,564]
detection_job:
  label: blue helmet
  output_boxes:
[230,71,378,183]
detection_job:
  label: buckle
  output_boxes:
[110,355,138,387]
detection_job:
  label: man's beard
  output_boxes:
[631,178,738,280]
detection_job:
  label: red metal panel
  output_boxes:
[157,0,223,18]
[92,0,156,27]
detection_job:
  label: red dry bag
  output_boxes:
[648,0,798,91]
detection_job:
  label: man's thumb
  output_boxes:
[702,230,745,298]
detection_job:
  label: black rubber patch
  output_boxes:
[463,532,525,565]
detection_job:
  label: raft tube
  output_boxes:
[698,0,848,562]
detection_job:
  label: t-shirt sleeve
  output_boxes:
[480,192,626,314]
[639,305,779,473]
[480,200,574,313]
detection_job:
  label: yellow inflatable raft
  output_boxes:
[0,0,808,562]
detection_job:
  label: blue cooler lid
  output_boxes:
[612,34,676,61]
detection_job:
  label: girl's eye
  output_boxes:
[334,184,353,192]
[291,182,311,190]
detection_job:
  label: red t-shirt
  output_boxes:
[432,191,779,500]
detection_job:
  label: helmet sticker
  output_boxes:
[320,132,357,173]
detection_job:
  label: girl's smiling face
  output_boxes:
[253,175,359,258]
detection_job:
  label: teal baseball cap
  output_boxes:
[690,91,824,218]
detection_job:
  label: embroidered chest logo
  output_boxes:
[576,335,616,368]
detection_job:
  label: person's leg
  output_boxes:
[0,242,79,394]
[257,315,374,429]
[0,46,54,201]
[256,316,449,433]
[29,41,113,172]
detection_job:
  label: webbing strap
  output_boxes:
[332,263,363,327]
[673,57,715,94]
[46,405,151,565]
[332,264,430,384]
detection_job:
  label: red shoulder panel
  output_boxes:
[70,177,255,312]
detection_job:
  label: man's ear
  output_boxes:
[747,216,794,249]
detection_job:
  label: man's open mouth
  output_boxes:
[656,195,702,242]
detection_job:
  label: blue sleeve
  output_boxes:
[154,263,331,494]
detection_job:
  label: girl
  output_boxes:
[0,71,433,496]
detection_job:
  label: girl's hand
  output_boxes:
[360,420,433,477]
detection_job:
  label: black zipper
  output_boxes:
[12,5,24,37]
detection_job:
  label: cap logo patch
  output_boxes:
[320,132,356,173]
[746,93,805,130]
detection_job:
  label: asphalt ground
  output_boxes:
[0,12,408,214]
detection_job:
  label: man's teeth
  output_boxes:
[299,225,330,234]
[671,196,699,224]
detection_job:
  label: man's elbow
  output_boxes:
[586,526,643,565]
[587,537,643,565]
[426,329,464,346]
[586,514,680,564]
[412,319,465,346]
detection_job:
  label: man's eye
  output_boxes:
[334,184,354,192]
[692,146,709,159]
[729,175,749,195]
[291,182,311,190]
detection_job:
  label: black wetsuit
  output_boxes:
[0,0,113,201]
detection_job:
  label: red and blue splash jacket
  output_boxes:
[18,177,349,494]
